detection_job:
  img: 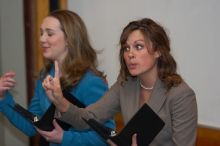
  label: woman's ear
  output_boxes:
[154,51,161,58]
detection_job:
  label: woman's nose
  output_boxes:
[128,49,135,59]
[40,33,46,42]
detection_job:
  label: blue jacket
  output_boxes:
[0,68,115,146]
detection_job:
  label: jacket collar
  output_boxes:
[135,78,167,113]
[148,79,167,113]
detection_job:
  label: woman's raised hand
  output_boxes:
[0,72,16,98]
[42,61,69,112]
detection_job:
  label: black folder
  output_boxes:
[83,104,165,146]
[11,90,85,131]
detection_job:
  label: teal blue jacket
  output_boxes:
[0,68,115,146]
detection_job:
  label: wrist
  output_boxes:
[59,98,70,113]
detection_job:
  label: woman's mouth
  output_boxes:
[127,63,137,70]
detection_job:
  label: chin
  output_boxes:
[129,72,139,76]
[43,54,53,60]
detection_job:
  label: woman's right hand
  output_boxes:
[42,61,70,112]
[0,72,16,98]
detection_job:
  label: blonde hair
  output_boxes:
[40,10,105,89]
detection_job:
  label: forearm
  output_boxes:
[56,96,119,130]
[56,104,96,130]
[0,92,36,136]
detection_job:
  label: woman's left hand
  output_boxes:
[36,119,64,143]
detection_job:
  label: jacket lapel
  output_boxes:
[148,79,167,113]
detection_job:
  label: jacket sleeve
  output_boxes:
[0,80,45,136]
[171,85,198,146]
[0,91,37,136]
[59,72,115,145]
[57,80,121,130]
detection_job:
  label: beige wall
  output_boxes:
[0,0,28,145]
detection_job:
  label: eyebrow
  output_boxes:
[40,27,60,32]
[126,39,145,45]
[134,39,145,43]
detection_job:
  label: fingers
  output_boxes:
[53,119,62,131]
[36,127,50,139]
[2,78,16,86]
[131,133,138,146]
[36,120,63,143]
[4,72,16,77]
[107,139,118,146]
[42,75,54,90]
[2,72,16,84]
[36,127,54,142]
[42,61,61,92]
[0,72,16,90]
[0,81,16,89]
[36,127,48,135]
[54,60,60,78]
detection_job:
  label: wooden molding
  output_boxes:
[197,125,220,146]
[59,0,67,9]
[34,0,49,73]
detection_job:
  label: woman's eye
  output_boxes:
[47,30,55,37]
[135,44,143,50]
[123,46,130,52]
[48,32,54,37]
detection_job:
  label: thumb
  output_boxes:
[107,139,118,146]
[131,133,138,146]
[53,119,62,131]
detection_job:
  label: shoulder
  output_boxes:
[166,81,197,109]
[78,70,107,88]
[74,70,108,96]
[119,77,138,89]
[73,70,108,105]
[168,81,195,98]
[108,77,138,97]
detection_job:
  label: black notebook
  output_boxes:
[83,104,165,146]
[10,90,85,131]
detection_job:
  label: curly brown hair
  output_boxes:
[119,18,182,90]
